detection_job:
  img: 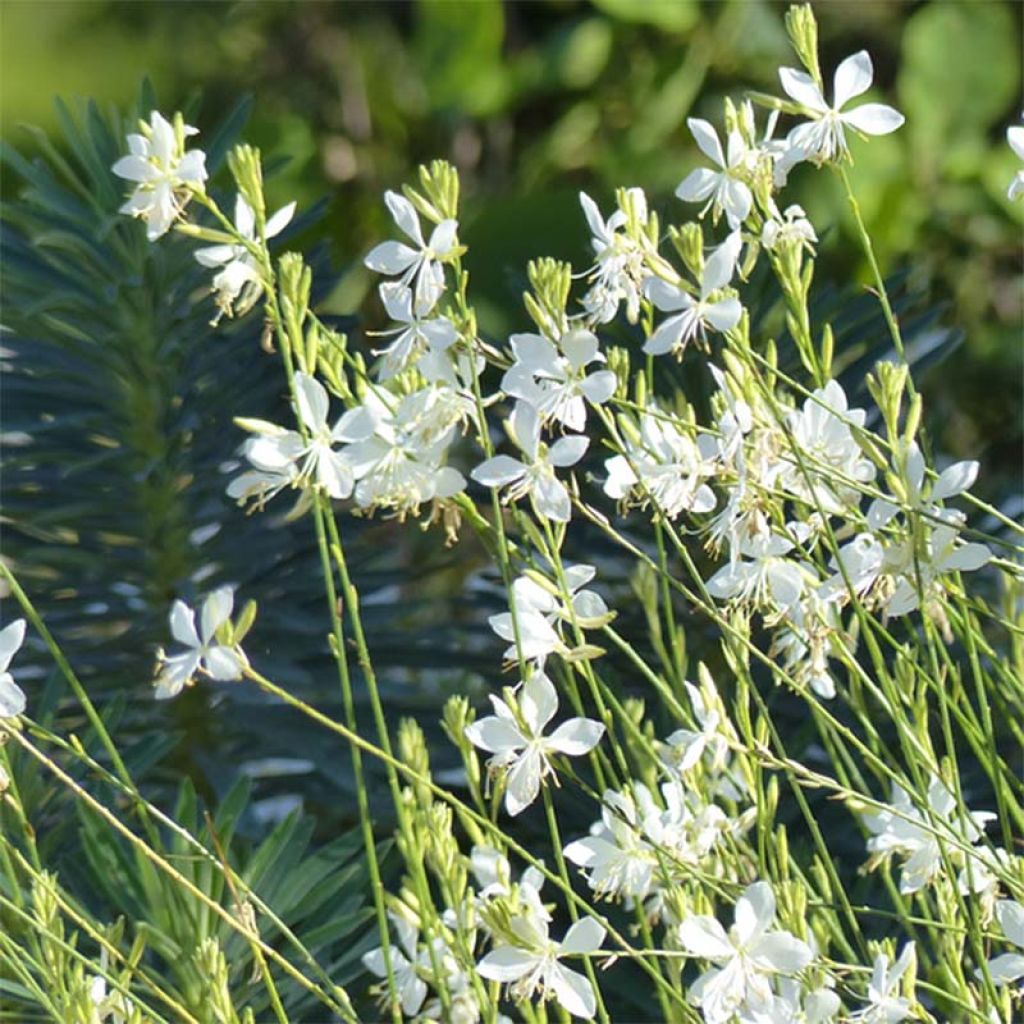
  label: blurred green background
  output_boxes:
[3,0,1021,483]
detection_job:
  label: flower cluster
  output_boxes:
[109,6,1022,1022]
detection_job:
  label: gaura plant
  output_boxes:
[3,4,1023,1022]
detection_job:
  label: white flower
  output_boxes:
[779,380,875,514]
[471,403,588,522]
[663,677,730,775]
[470,845,547,909]
[228,372,374,507]
[194,194,295,321]
[501,330,616,432]
[342,386,467,515]
[679,881,813,1024]
[862,778,995,894]
[0,619,28,718]
[676,119,753,229]
[477,912,606,1019]
[465,671,604,816]
[579,189,654,324]
[779,51,905,164]
[564,788,658,902]
[487,567,608,665]
[706,533,806,613]
[851,943,916,1023]
[762,204,817,252]
[643,232,743,357]
[154,588,246,699]
[868,441,982,529]
[372,282,458,381]
[364,191,457,308]
[881,517,993,618]
[981,900,1024,986]
[1007,121,1024,201]
[112,110,207,240]
[362,912,429,1017]
[603,402,718,520]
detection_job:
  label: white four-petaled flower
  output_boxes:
[643,232,743,357]
[501,329,616,433]
[364,191,458,309]
[676,118,753,229]
[472,403,588,522]
[465,671,604,816]
[477,912,606,1020]
[851,942,916,1023]
[112,110,207,240]
[154,588,246,699]
[194,194,296,321]
[679,881,813,1024]
[779,51,904,164]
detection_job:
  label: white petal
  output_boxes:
[580,370,617,406]
[842,103,905,136]
[465,715,525,754]
[579,192,606,239]
[986,952,1024,984]
[833,50,874,109]
[675,167,720,204]
[194,244,236,268]
[687,118,725,168]
[265,200,297,238]
[428,218,458,255]
[997,900,1024,948]
[505,749,543,815]
[293,372,329,432]
[0,620,26,672]
[932,460,978,501]
[734,881,775,945]
[384,190,424,245]
[678,916,733,960]
[778,67,828,112]
[234,195,256,238]
[548,719,605,757]
[548,435,589,468]
[200,587,234,643]
[332,405,376,444]
[169,600,200,648]
[703,297,742,333]
[521,672,559,734]
[941,542,992,573]
[204,645,243,681]
[111,155,158,183]
[316,450,355,499]
[645,277,689,312]
[477,947,537,982]
[1008,125,1024,160]
[550,963,597,1019]
[749,932,813,972]
[561,329,600,370]
[0,675,27,718]
[702,231,742,294]
[534,475,571,522]
[642,314,685,356]
[472,455,525,487]
[364,240,418,275]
